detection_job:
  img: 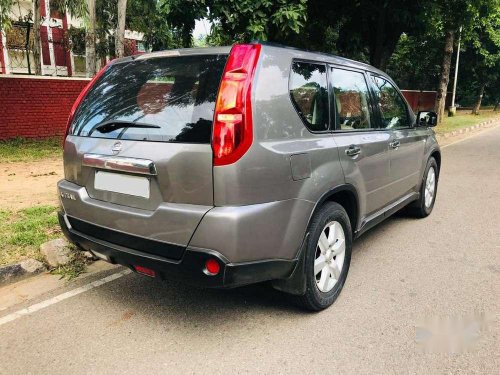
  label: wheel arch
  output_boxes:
[309,184,360,236]
[430,149,441,173]
[272,184,359,296]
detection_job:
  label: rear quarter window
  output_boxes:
[289,61,329,132]
[70,54,227,143]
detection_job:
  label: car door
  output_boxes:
[329,66,392,222]
[369,75,426,200]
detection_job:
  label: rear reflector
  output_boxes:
[133,265,156,277]
[204,258,220,276]
[212,44,261,166]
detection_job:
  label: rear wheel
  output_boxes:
[294,202,352,311]
[407,157,439,218]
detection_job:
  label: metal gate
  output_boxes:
[5,22,35,74]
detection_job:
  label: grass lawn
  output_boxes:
[435,110,500,134]
[0,137,62,163]
[0,205,89,279]
[0,205,61,265]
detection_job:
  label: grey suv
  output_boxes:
[58,43,440,310]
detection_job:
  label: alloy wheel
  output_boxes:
[424,167,436,208]
[314,221,346,293]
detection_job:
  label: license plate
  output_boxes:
[94,171,150,198]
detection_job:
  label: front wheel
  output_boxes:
[294,202,352,311]
[407,157,439,218]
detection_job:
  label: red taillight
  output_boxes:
[133,265,156,277]
[212,44,261,166]
[63,63,111,144]
[204,258,220,276]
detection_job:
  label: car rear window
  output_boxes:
[69,54,228,143]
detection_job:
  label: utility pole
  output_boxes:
[449,26,462,116]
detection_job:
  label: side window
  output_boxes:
[371,76,409,129]
[330,68,373,131]
[289,61,329,132]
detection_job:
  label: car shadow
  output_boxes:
[93,269,309,330]
[91,209,417,325]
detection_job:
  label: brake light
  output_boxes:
[63,63,110,144]
[212,44,261,166]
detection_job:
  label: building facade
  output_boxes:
[0,0,146,76]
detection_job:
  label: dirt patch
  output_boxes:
[0,158,63,210]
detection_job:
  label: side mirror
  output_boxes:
[417,111,438,127]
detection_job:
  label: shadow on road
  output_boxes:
[93,270,308,329]
[88,210,418,326]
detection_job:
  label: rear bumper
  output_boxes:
[58,212,296,288]
[58,179,313,263]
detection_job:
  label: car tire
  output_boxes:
[406,157,439,218]
[294,202,352,311]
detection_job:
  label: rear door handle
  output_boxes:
[345,145,361,157]
[389,140,400,149]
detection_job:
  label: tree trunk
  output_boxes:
[115,0,127,58]
[32,0,41,75]
[181,25,192,48]
[494,101,499,111]
[472,84,485,115]
[85,0,96,77]
[434,29,455,123]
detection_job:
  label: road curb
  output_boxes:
[0,259,47,286]
[436,117,500,141]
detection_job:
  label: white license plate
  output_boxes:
[94,171,150,198]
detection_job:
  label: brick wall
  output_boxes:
[401,90,452,112]
[0,76,89,140]
[0,75,454,140]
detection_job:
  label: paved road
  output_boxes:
[1,127,499,374]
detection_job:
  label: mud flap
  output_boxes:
[271,233,309,296]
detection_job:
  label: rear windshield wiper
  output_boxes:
[93,120,161,134]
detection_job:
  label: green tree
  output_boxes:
[124,0,185,51]
[462,9,500,114]
[188,0,435,70]
[145,0,307,48]
[0,0,17,31]
[299,0,433,70]
[158,0,208,47]
[386,33,443,91]
[206,0,307,44]
[430,0,499,122]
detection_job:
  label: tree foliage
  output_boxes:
[456,4,500,107]
[1,0,498,112]
[206,0,307,43]
[0,0,17,31]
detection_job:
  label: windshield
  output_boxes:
[69,54,227,143]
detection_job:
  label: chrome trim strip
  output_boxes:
[82,154,157,175]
